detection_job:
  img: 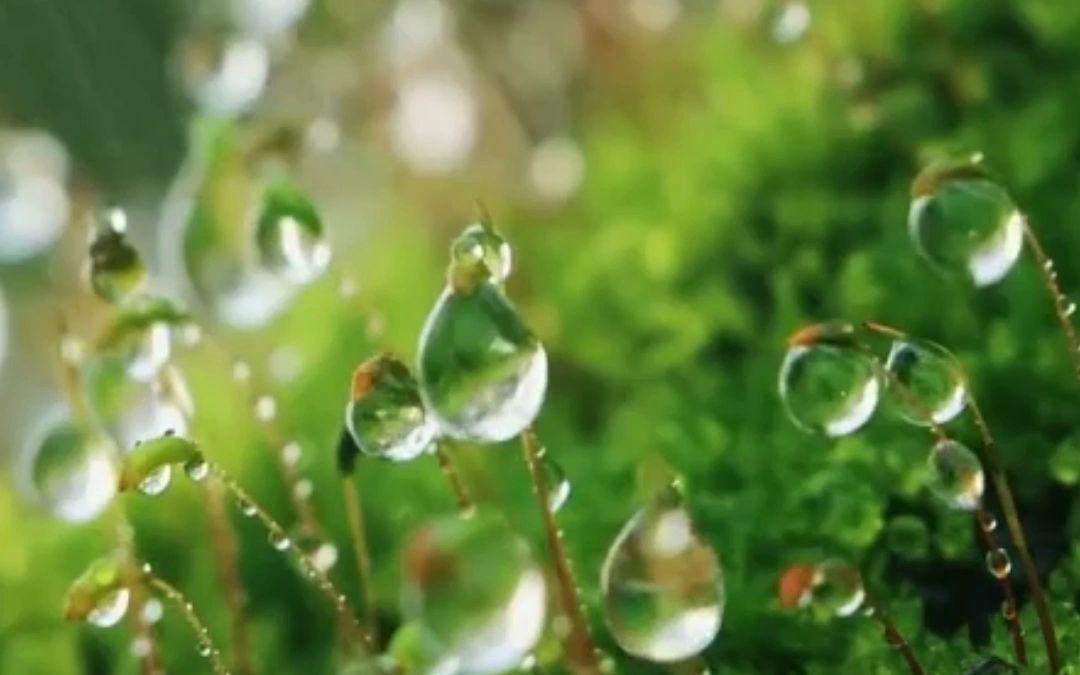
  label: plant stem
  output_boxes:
[342,475,378,646]
[865,598,926,675]
[433,439,474,514]
[520,427,601,675]
[144,572,231,675]
[213,465,365,650]
[966,396,1059,674]
[976,507,1027,665]
[204,477,254,675]
[1022,223,1080,388]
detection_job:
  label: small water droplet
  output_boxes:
[539,451,570,512]
[141,562,153,575]
[778,323,879,437]
[87,206,147,305]
[418,283,547,443]
[1065,301,1076,317]
[253,180,331,285]
[927,440,984,511]
[977,510,998,532]
[130,636,152,658]
[311,542,339,573]
[450,222,512,284]
[232,361,252,383]
[254,395,277,422]
[338,276,358,298]
[27,413,117,522]
[403,513,546,674]
[180,323,202,348]
[141,597,164,624]
[986,548,1012,579]
[281,441,302,466]
[884,338,967,426]
[345,354,437,464]
[269,531,292,551]
[197,642,212,657]
[1044,259,1055,272]
[137,465,173,496]
[601,488,724,662]
[239,499,257,517]
[87,588,131,628]
[292,479,313,500]
[909,158,1024,287]
[184,458,210,481]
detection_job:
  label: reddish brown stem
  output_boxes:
[976,507,1027,665]
[433,440,474,514]
[1023,223,1080,389]
[343,476,378,646]
[205,478,253,675]
[866,600,926,675]
[521,428,601,675]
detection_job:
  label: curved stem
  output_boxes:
[213,465,366,650]
[343,475,378,645]
[1023,222,1080,388]
[144,572,230,675]
[975,507,1027,665]
[865,597,926,675]
[520,428,601,675]
[433,439,474,514]
[967,396,1059,673]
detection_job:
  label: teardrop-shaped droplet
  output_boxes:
[84,357,192,449]
[927,440,984,511]
[344,354,437,465]
[884,338,967,425]
[538,450,570,512]
[65,557,130,627]
[985,548,1012,579]
[254,179,331,285]
[26,412,117,522]
[778,323,880,437]
[450,222,512,284]
[402,512,546,675]
[908,158,1024,287]
[600,488,724,662]
[87,206,147,305]
[184,457,210,481]
[418,283,547,443]
[137,465,173,496]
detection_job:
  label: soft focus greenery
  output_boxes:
[3,1,1080,673]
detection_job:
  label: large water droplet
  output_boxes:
[927,440,984,511]
[600,488,724,662]
[403,512,546,674]
[778,559,864,618]
[908,159,1024,287]
[180,33,269,117]
[418,283,547,443]
[884,338,967,425]
[137,465,173,496]
[778,323,879,437]
[344,354,437,464]
[88,588,131,628]
[254,179,331,284]
[87,206,147,305]
[25,412,117,522]
[450,222,512,285]
[84,357,191,449]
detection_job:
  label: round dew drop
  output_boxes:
[137,465,173,496]
[539,451,570,513]
[87,208,147,305]
[985,548,1012,579]
[27,415,117,523]
[254,179,331,286]
[344,354,437,464]
[418,283,547,443]
[450,223,512,284]
[269,531,292,551]
[184,457,210,481]
[402,512,547,675]
[884,338,967,425]
[927,440,984,511]
[778,334,880,437]
[87,588,131,628]
[908,158,1024,288]
[600,489,725,663]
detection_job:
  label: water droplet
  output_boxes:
[141,562,153,574]
[1066,301,1077,318]
[180,323,202,347]
[88,588,131,628]
[232,361,252,383]
[137,465,173,496]
[281,441,302,466]
[141,598,164,624]
[239,499,257,517]
[538,451,570,512]
[130,636,152,658]
[184,457,210,481]
[197,642,213,657]
[338,276,358,298]
[254,179,331,285]
[909,158,1024,287]
[96,298,186,382]
[402,512,546,674]
[254,395,277,422]
[311,542,339,573]
[87,206,147,305]
[83,357,191,450]
[986,548,1012,579]
[418,283,547,443]
[884,338,967,425]
[26,413,117,522]
[778,323,879,437]
[293,478,313,500]
[927,440,984,511]
[977,510,998,533]
[345,354,437,464]
[784,559,865,619]
[269,531,292,551]
[180,33,269,117]
[450,222,512,284]
[600,488,724,662]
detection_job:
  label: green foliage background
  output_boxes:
[3,0,1080,673]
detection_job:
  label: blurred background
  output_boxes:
[3,0,1080,672]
